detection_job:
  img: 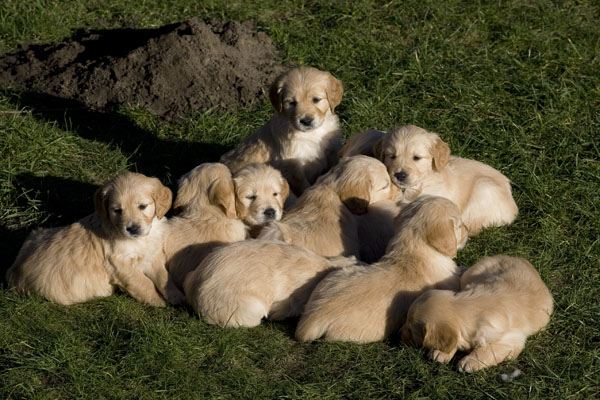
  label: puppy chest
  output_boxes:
[281,136,327,164]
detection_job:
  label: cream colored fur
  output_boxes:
[258,155,397,258]
[343,125,518,234]
[295,195,468,343]
[6,172,183,306]
[184,240,361,328]
[400,255,553,372]
[220,66,344,196]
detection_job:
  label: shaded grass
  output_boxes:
[1,0,599,398]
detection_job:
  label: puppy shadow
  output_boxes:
[2,90,230,181]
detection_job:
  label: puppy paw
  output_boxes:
[429,349,454,364]
[458,355,486,373]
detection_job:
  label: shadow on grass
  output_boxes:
[3,90,230,181]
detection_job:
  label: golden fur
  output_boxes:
[257,155,397,258]
[184,240,361,328]
[400,255,553,372]
[220,66,344,196]
[232,163,289,237]
[342,125,518,234]
[295,195,468,343]
[163,163,248,289]
[6,172,183,306]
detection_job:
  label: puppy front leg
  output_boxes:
[108,257,167,307]
[458,335,526,373]
[429,348,457,364]
[145,259,186,306]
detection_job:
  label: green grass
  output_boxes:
[1,0,599,398]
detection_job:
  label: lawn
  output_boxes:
[1,0,599,398]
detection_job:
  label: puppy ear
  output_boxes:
[338,179,371,215]
[151,178,173,219]
[208,178,237,219]
[94,186,110,225]
[279,176,290,205]
[372,137,384,160]
[423,321,458,354]
[426,218,458,258]
[326,73,344,112]
[269,73,286,113]
[432,136,450,171]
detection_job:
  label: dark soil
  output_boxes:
[0,19,286,119]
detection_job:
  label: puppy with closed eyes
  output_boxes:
[258,155,398,258]
[220,66,344,196]
[232,163,289,237]
[400,255,553,373]
[295,195,468,343]
[342,125,518,234]
[164,163,248,289]
[184,240,362,328]
[6,172,183,306]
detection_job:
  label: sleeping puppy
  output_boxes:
[232,163,289,237]
[184,240,362,328]
[164,163,248,289]
[295,195,468,343]
[400,255,553,373]
[258,155,397,258]
[220,66,344,196]
[6,172,183,306]
[343,125,518,234]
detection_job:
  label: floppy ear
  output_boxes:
[338,178,371,215]
[431,136,451,171]
[151,178,173,219]
[426,218,458,257]
[279,177,290,206]
[372,137,384,161]
[208,177,237,219]
[269,73,286,113]
[423,321,459,354]
[94,186,111,225]
[326,73,344,112]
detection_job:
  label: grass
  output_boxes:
[1,0,599,398]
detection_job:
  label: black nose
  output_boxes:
[126,224,141,235]
[264,208,276,219]
[394,171,408,182]
[299,117,313,127]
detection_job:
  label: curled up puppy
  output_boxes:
[6,172,183,306]
[400,255,553,372]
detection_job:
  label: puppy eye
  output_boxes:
[389,155,396,160]
[285,100,297,107]
[413,156,421,161]
[312,97,321,103]
[113,208,122,214]
[273,192,279,197]
[246,195,257,201]
[139,204,147,210]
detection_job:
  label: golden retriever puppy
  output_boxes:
[184,240,362,328]
[295,195,468,343]
[257,155,397,258]
[220,66,344,196]
[6,172,183,306]
[164,163,248,288]
[343,125,518,234]
[400,255,553,373]
[232,163,290,237]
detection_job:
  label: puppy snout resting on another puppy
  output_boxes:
[6,172,183,306]
[401,255,553,372]
[295,195,468,343]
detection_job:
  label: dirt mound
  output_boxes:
[0,19,286,119]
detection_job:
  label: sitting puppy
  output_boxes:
[164,163,248,289]
[232,163,290,237]
[220,66,344,196]
[296,195,468,343]
[342,125,518,234]
[258,155,397,258]
[184,240,361,328]
[400,255,553,373]
[6,172,183,306]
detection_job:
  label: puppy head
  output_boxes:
[401,290,460,353]
[373,125,451,189]
[95,171,172,238]
[269,66,343,132]
[233,163,289,227]
[393,195,468,257]
[319,155,397,215]
[173,163,236,218]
